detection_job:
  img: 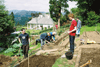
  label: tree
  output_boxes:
[0,0,15,47]
[49,0,69,28]
[70,0,100,25]
[17,22,20,26]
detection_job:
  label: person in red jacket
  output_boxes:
[68,13,77,54]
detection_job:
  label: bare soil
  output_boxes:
[0,55,12,67]
[79,48,100,67]
[16,55,60,67]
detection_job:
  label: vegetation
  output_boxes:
[70,0,100,26]
[52,57,75,67]
[49,0,69,27]
[0,0,15,47]
[80,23,100,35]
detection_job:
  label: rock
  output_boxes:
[61,54,66,58]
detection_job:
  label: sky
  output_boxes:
[4,0,77,12]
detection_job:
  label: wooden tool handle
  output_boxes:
[80,59,92,67]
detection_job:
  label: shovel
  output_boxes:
[80,59,92,67]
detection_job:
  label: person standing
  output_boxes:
[18,28,30,58]
[68,13,77,54]
[40,33,51,50]
[76,17,81,37]
[55,24,58,31]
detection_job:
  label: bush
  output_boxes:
[31,28,53,35]
[85,11,100,26]
[4,43,23,56]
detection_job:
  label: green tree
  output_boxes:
[70,0,100,25]
[49,0,69,28]
[0,0,15,47]
[17,22,20,26]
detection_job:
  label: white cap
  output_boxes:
[53,32,57,35]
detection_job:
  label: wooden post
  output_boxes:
[28,53,29,67]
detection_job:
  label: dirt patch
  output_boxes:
[16,55,60,67]
[81,31,100,43]
[0,55,12,67]
[79,48,100,67]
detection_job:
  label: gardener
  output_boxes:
[76,17,81,37]
[40,32,51,50]
[68,13,77,54]
[49,32,56,42]
[18,28,30,58]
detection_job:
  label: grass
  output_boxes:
[52,57,75,67]
[80,23,100,35]
[29,43,41,54]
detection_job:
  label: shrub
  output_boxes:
[85,11,100,26]
[4,43,23,56]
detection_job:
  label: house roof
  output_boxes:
[27,14,54,25]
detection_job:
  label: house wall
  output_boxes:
[37,24,53,30]
[27,24,53,30]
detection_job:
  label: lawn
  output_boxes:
[80,23,100,35]
[52,57,75,67]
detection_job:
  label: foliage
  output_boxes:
[70,0,100,26]
[0,0,16,47]
[31,12,41,18]
[4,43,23,56]
[49,0,69,26]
[52,57,75,67]
[80,23,100,35]
[84,11,100,26]
[31,28,53,35]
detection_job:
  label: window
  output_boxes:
[48,26,50,29]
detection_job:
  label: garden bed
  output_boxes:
[15,55,60,67]
[75,45,100,67]
[0,55,12,67]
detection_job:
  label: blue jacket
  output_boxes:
[40,33,48,40]
[49,32,55,40]
[77,20,81,29]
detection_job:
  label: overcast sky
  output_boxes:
[4,0,77,12]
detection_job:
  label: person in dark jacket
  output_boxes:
[18,28,30,58]
[40,33,50,50]
[36,39,41,45]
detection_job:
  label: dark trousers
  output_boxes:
[69,35,75,52]
[22,44,29,58]
[36,39,41,45]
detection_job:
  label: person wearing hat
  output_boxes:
[49,32,56,42]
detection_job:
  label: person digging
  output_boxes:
[18,28,30,59]
[40,32,51,50]
[65,13,77,60]
[49,32,57,42]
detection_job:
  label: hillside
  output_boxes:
[9,10,46,25]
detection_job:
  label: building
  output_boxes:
[27,14,54,30]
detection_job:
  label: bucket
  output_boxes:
[65,51,73,60]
